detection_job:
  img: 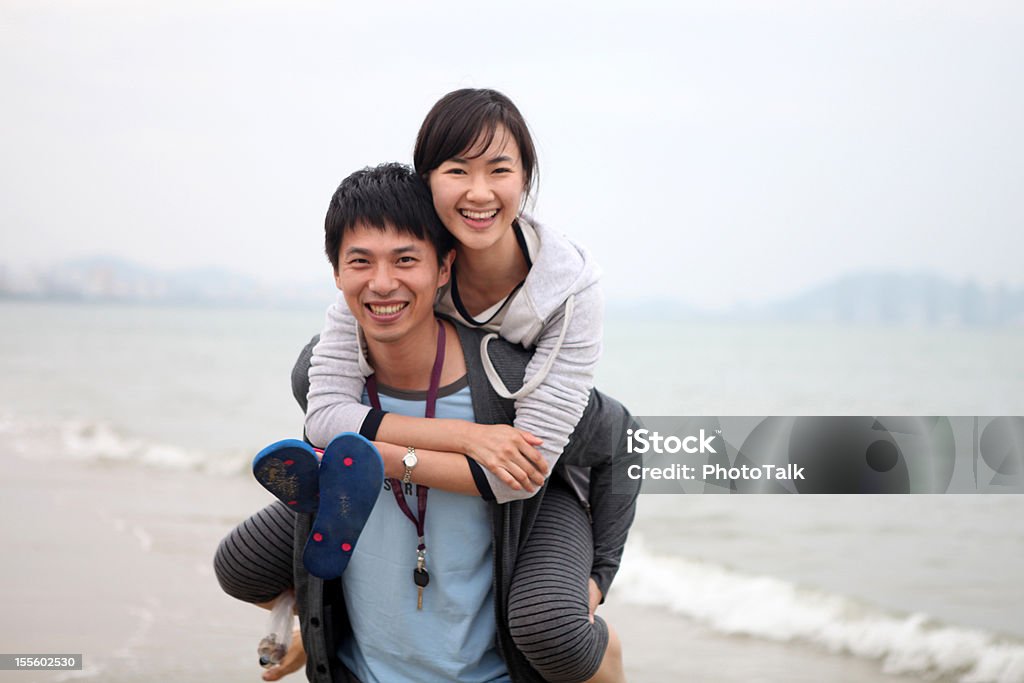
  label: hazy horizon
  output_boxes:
[5,255,1024,329]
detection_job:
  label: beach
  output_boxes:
[5,1,1024,679]
[1,454,265,682]
[1,454,945,683]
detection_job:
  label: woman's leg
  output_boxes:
[508,481,625,683]
[213,501,296,605]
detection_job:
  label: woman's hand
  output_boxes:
[461,423,548,491]
[262,628,306,681]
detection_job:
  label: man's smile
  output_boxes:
[365,301,409,320]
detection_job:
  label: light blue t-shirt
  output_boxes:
[337,378,511,683]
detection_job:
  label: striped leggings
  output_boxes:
[214,481,607,682]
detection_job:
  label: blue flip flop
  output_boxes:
[302,432,384,580]
[252,439,321,514]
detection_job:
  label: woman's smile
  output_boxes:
[458,207,501,230]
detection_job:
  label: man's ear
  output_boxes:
[334,266,343,291]
[437,249,455,288]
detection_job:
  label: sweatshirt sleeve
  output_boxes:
[304,292,385,449]
[481,280,604,503]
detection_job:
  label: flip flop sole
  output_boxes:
[252,439,320,514]
[303,432,384,580]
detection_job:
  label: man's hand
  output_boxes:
[587,578,602,624]
[462,423,547,491]
[262,628,306,681]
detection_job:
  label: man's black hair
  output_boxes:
[325,162,454,270]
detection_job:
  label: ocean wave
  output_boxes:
[615,536,1024,683]
[0,412,250,476]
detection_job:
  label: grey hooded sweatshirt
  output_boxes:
[305,216,604,503]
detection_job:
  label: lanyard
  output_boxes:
[365,319,446,549]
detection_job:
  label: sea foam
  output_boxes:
[0,412,250,475]
[615,536,1024,683]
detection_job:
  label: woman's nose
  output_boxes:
[466,172,494,202]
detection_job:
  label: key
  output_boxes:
[413,567,429,610]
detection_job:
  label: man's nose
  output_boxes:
[369,264,397,293]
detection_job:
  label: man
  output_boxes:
[215,164,639,683]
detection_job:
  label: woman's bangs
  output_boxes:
[457,116,504,160]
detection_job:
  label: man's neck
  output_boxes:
[367,318,466,391]
[366,318,440,391]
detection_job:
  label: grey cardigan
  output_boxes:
[292,322,641,683]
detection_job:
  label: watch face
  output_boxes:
[403,452,418,467]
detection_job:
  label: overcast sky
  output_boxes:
[2,0,1022,309]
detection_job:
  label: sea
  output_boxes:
[1,299,1022,682]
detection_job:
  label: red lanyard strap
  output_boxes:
[365,320,446,548]
[395,484,428,550]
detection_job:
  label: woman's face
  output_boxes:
[427,125,526,253]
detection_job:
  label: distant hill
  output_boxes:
[2,259,1021,326]
[758,272,1024,326]
[609,272,1023,327]
[0,256,334,308]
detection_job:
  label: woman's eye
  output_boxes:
[444,168,467,175]
[493,167,513,174]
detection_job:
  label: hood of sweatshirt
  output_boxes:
[496,216,603,349]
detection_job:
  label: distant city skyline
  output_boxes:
[2,1,1022,309]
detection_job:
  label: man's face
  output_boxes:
[335,223,452,345]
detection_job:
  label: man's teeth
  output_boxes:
[369,303,407,315]
[460,209,498,220]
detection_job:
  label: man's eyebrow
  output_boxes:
[344,244,423,256]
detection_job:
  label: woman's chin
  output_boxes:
[449,220,514,252]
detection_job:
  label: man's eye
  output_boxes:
[347,258,369,265]
[398,256,417,264]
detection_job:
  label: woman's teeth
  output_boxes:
[368,303,407,315]
[460,209,498,220]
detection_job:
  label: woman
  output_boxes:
[217,89,634,683]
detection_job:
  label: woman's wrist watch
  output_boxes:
[402,446,418,484]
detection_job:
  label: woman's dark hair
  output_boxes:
[414,88,538,204]
[324,162,454,271]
